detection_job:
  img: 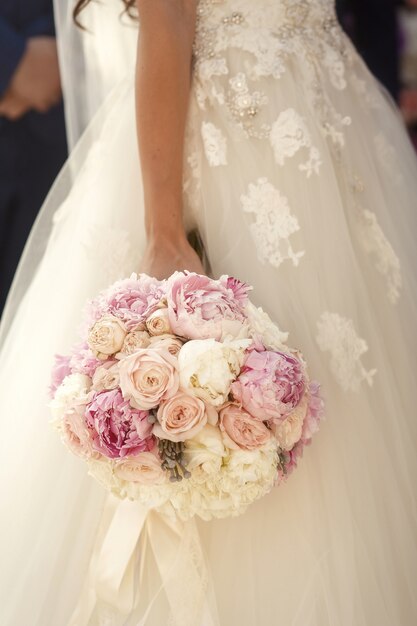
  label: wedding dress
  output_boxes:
[1,1,416,624]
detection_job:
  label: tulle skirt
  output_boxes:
[1,26,417,626]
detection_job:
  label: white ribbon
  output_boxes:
[68,495,218,625]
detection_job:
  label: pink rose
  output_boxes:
[92,361,120,392]
[88,315,127,360]
[166,272,250,341]
[105,274,165,330]
[153,392,217,442]
[85,389,154,459]
[231,349,306,421]
[219,403,271,451]
[114,451,166,485]
[146,308,172,336]
[148,334,184,357]
[117,329,151,357]
[118,348,179,410]
[50,354,72,397]
[62,406,96,459]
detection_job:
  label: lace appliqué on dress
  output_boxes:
[356,208,402,305]
[226,73,270,138]
[316,312,377,392]
[270,108,322,177]
[193,0,355,152]
[348,174,402,304]
[241,178,305,269]
[201,121,228,166]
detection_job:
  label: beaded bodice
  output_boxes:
[191,0,349,143]
[194,0,339,67]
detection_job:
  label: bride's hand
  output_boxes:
[139,233,206,280]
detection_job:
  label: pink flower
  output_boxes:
[277,440,305,482]
[146,308,172,336]
[166,272,250,341]
[231,349,306,421]
[50,354,72,397]
[302,381,325,442]
[114,451,166,485]
[148,334,184,357]
[87,315,127,359]
[118,348,179,410]
[70,343,102,378]
[85,389,154,459]
[272,395,308,451]
[105,274,165,330]
[153,392,217,443]
[219,403,271,451]
[61,406,96,459]
[92,361,120,392]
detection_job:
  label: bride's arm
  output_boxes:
[136,0,205,278]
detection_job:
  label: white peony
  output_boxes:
[245,302,289,350]
[50,373,92,423]
[178,338,251,406]
[184,424,226,474]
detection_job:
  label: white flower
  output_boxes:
[178,338,251,406]
[245,302,289,350]
[184,425,226,474]
[50,373,92,422]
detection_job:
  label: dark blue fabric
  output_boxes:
[336,0,399,100]
[0,0,67,313]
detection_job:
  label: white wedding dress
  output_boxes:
[1,1,416,624]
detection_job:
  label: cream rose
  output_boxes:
[184,424,226,474]
[146,308,172,336]
[153,392,217,443]
[88,315,127,359]
[92,362,120,392]
[273,394,308,451]
[61,406,96,459]
[118,348,179,410]
[148,334,184,357]
[117,329,150,357]
[114,452,166,485]
[178,338,251,406]
[220,403,272,451]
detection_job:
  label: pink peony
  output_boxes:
[105,274,165,330]
[118,348,179,410]
[219,403,271,451]
[166,272,250,341]
[50,354,72,397]
[70,343,102,378]
[231,349,306,421]
[85,388,154,459]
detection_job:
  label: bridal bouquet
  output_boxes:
[50,272,324,520]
